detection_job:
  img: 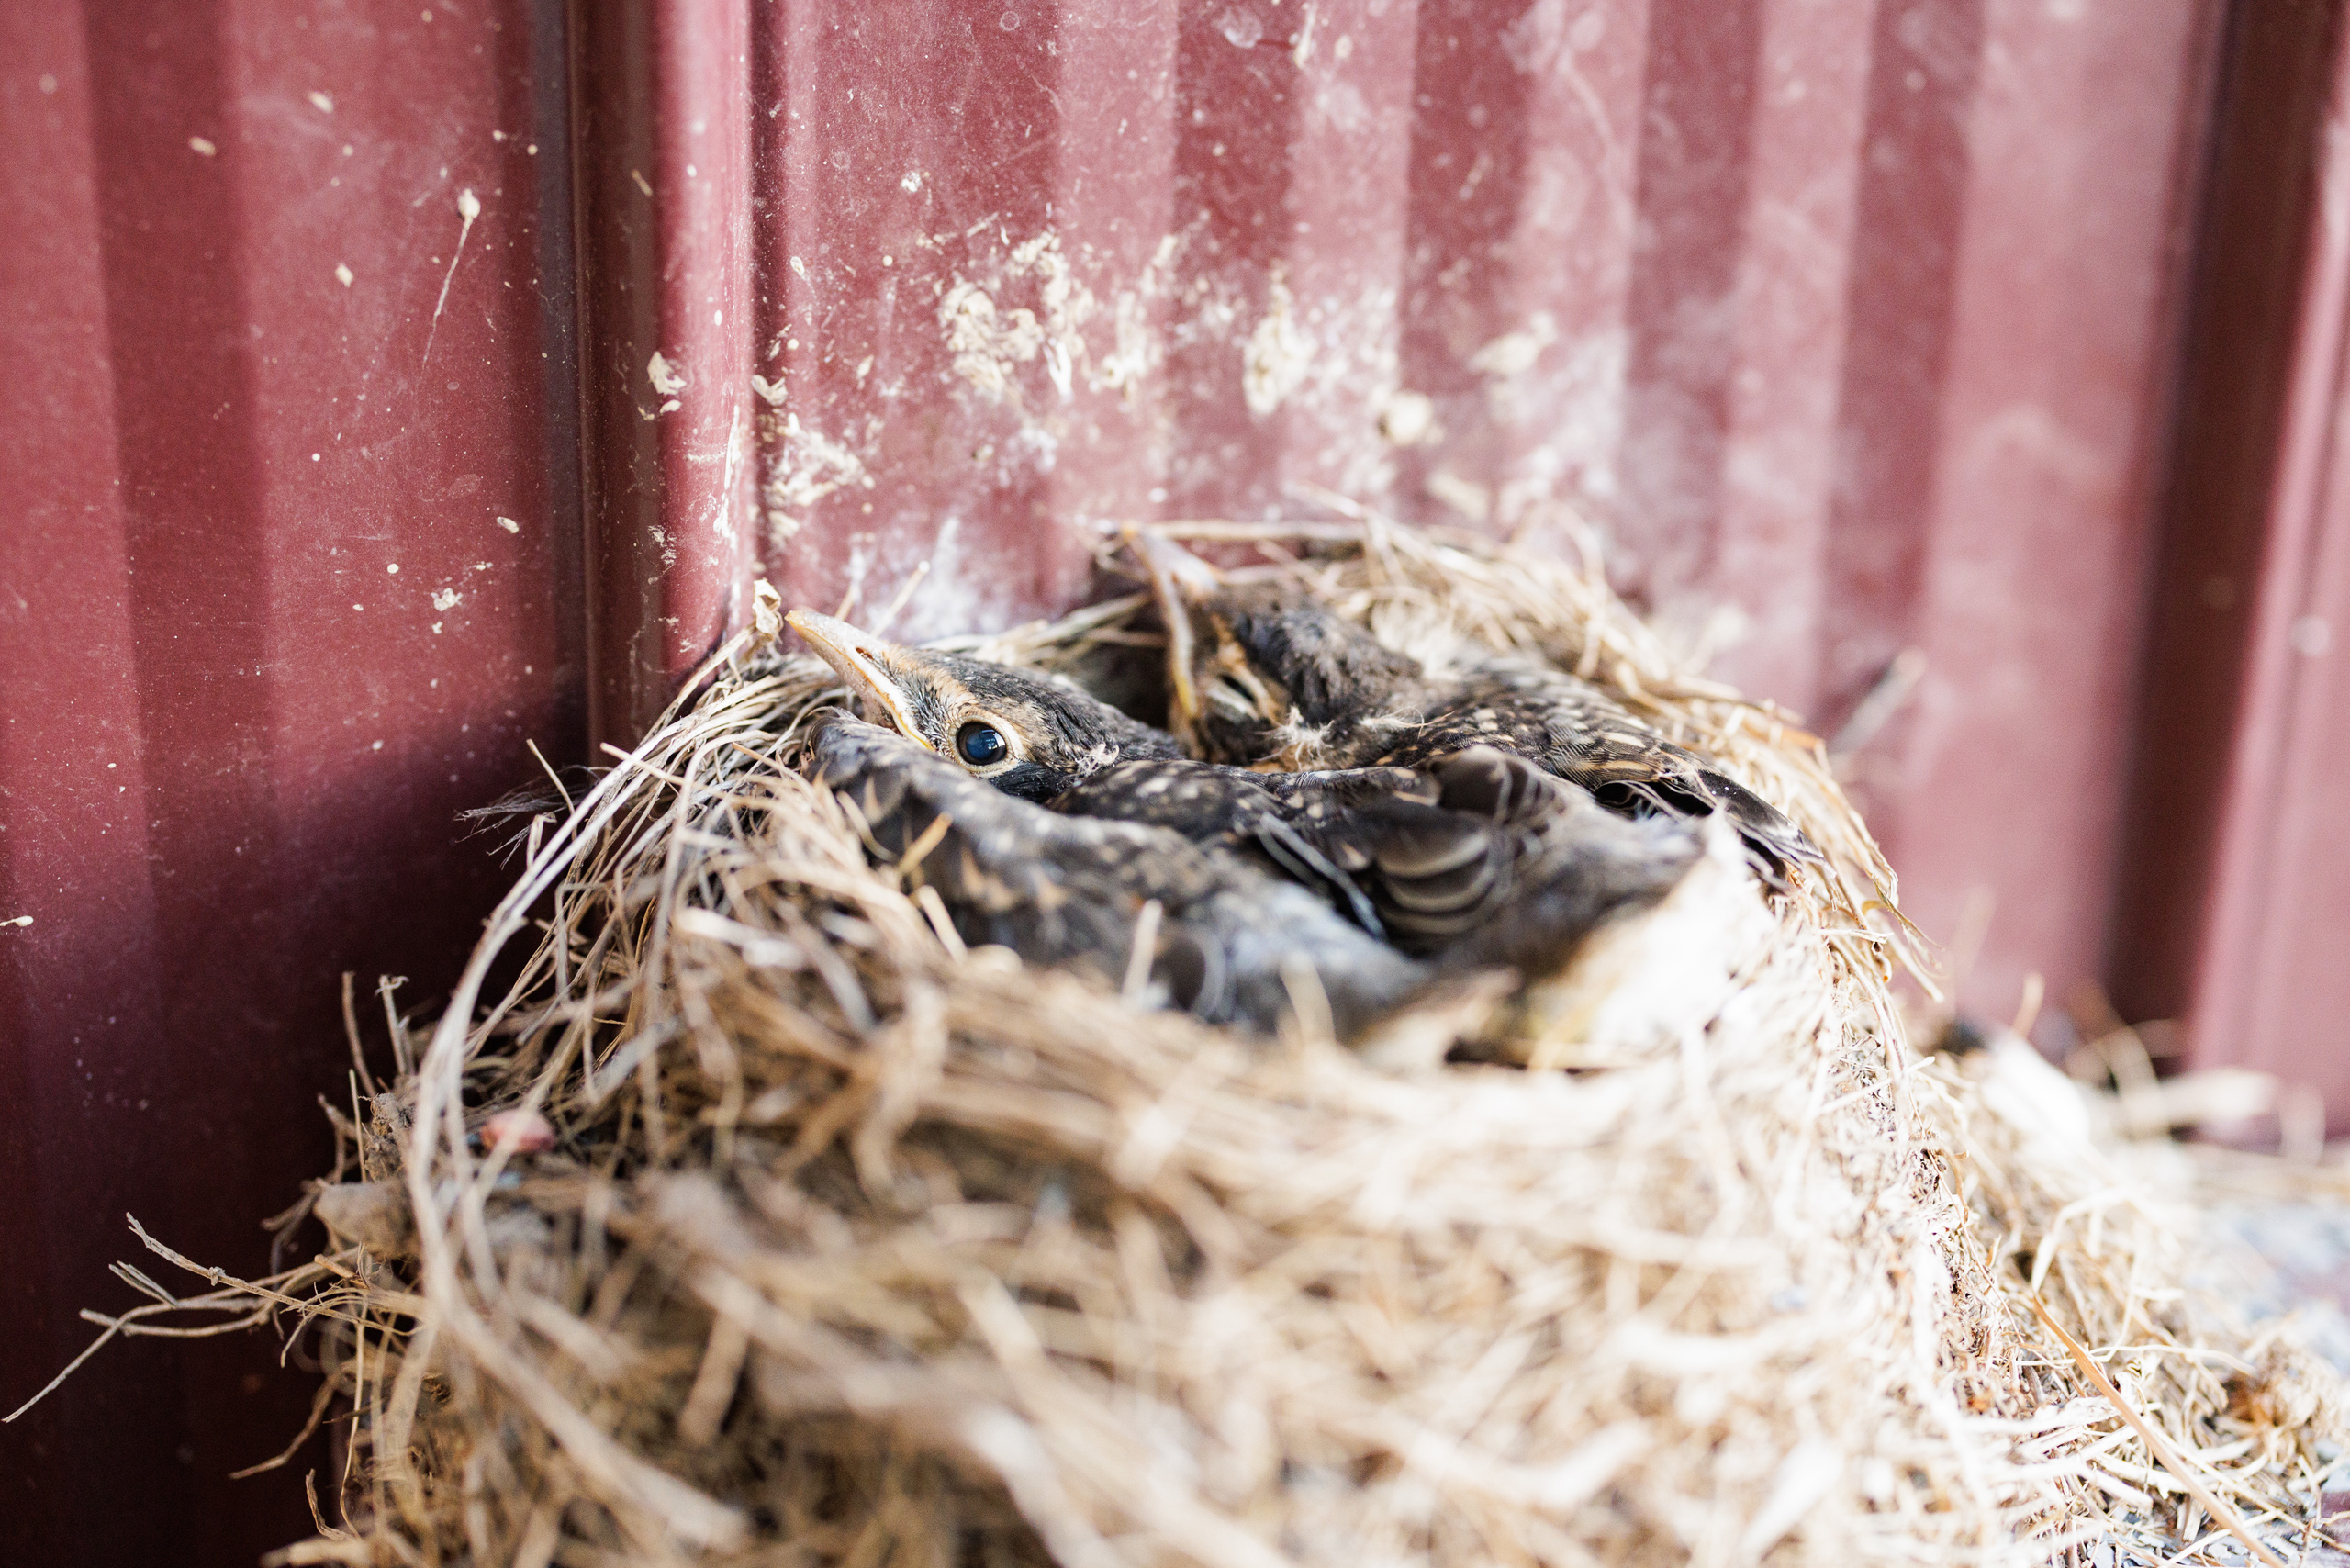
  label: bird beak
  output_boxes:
[784,609,934,749]
[1125,527,1223,730]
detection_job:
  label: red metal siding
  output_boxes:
[1,2,580,1560]
[2147,3,2350,1114]
[2109,5,2336,1042]
[1857,0,2219,1035]
[0,0,2302,1555]
[750,2,1200,637]
[574,0,759,745]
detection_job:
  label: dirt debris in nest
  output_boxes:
[16,513,2348,1568]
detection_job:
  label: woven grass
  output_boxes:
[23,516,2345,1566]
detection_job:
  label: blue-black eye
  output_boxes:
[956,721,1009,767]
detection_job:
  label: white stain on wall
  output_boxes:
[1242,274,1316,416]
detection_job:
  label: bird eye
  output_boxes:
[956,721,1009,767]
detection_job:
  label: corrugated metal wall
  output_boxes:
[10,0,2335,1559]
[2,1,577,1559]
[2116,1,2350,1129]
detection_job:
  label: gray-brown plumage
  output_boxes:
[1046,759,1406,936]
[809,717,1429,1036]
[786,609,1183,803]
[1055,748,1697,973]
[1318,748,1699,969]
[1132,531,1820,889]
[789,606,1394,928]
[792,610,1699,991]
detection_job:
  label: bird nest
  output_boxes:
[42,518,2348,1565]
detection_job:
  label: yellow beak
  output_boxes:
[785,609,934,749]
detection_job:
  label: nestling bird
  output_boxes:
[787,609,1383,924]
[790,609,1698,981]
[1130,530,1820,889]
[808,716,1431,1036]
[784,609,1184,801]
[1056,747,1697,970]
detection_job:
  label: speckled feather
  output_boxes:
[793,609,1702,993]
[1056,750,1696,969]
[1180,587,1820,887]
[810,718,1429,1036]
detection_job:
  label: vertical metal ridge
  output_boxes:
[1618,2,1773,610]
[573,0,756,747]
[2107,0,2333,1034]
[2180,5,2350,1087]
[1815,0,1988,734]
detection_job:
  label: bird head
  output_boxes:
[786,608,1181,801]
[1127,528,1423,767]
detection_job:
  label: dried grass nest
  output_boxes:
[47,518,2350,1566]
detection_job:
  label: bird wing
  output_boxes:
[1271,748,1700,962]
[1051,749,1696,969]
[1427,752,1707,978]
[811,720,1426,1036]
[1376,662,1821,889]
[1050,760,1392,937]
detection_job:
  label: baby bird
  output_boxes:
[1130,531,1820,888]
[784,609,1183,801]
[789,609,1697,980]
[788,609,1383,923]
[809,716,1430,1036]
[1056,748,1696,971]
